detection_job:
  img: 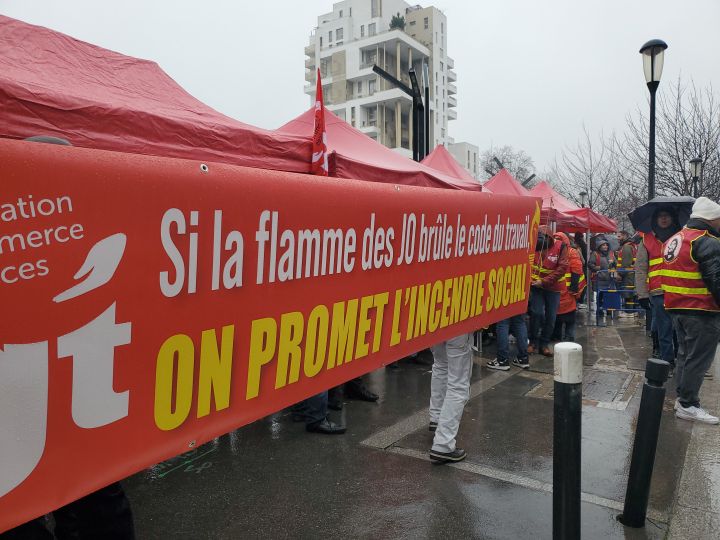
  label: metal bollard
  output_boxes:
[618,358,671,528]
[553,342,583,540]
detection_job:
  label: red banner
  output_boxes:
[0,139,539,532]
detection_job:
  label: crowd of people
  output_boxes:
[6,124,720,533]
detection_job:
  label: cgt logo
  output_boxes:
[0,234,130,498]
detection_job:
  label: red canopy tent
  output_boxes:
[277,108,482,191]
[420,145,476,182]
[482,169,532,197]
[529,180,616,232]
[0,15,312,173]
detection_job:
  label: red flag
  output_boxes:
[311,68,329,176]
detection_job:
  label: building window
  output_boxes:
[357,81,362,95]
[424,17,428,29]
[467,150,470,162]
[368,23,376,36]
[441,128,445,138]
[336,28,343,40]
[435,32,438,41]
[349,7,352,16]
[440,61,444,71]
[369,79,376,95]
[320,37,323,46]
[367,108,377,126]
[361,25,365,37]
[371,0,381,18]
[339,9,343,17]
[351,107,356,126]
[409,20,416,26]
[336,41,343,46]
[329,30,333,42]
[441,22,444,34]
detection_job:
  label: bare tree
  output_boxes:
[623,78,720,200]
[480,144,535,183]
[550,126,627,220]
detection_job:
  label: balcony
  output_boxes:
[305,57,315,69]
[447,69,457,82]
[305,70,314,83]
[446,57,454,69]
[447,82,457,95]
[448,108,457,120]
[305,43,315,56]
[448,95,457,108]
[359,120,379,137]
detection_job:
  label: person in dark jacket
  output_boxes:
[588,238,621,322]
[663,197,720,424]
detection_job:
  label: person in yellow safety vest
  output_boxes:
[662,197,720,424]
[634,207,681,367]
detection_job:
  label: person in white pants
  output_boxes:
[428,333,473,462]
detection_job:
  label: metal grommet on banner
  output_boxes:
[199,163,209,173]
[394,185,400,191]
[188,440,196,448]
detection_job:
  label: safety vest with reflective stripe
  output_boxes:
[641,232,665,293]
[662,228,720,312]
[531,240,563,281]
[564,272,587,294]
[617,242,637,268]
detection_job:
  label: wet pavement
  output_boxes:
[123,313,719,539]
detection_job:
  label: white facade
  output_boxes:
[304,0,461,157]
[447,141,480,180]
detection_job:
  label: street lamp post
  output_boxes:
[689,157,702,198]
[579,191,588,208]
[639,39,668,201]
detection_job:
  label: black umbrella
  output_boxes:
[628,196,695,233]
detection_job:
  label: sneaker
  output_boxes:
[675,405,719,425]
[512,358,530,369]
[429,421,438,432]
[429,448,467,463]
[486,358,510,371]
[674,398,680,411]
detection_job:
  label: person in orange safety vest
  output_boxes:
[529,225,569,357]
[662,197,720,425]
[551,232,586,342]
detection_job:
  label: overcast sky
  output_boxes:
[2,0,718,174]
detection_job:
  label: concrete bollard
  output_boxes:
[618,358,671,528]
[553,342,583,540]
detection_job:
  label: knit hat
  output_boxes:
[690,197,720,221]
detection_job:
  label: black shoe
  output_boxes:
[429,421,438,432]
[512,358,530,369]
[429,448,467,463]
[486,358,510,371]
[306,418,346,434]
[346,386,379,402]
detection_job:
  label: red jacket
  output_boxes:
[532,233,569,293]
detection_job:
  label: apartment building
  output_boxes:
[304,0,467,162]
[447,141,479,180]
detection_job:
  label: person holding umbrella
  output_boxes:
[662,197,720,424]
[631,197,693,368]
